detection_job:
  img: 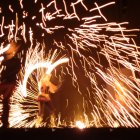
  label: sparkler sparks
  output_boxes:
[0,0,140,128]
[9,44,69,128]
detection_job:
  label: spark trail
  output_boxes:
[0,0,139,128]
[9,44,69,127]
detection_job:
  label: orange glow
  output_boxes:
[75,121,86,129]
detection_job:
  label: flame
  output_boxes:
[75,121,86,129]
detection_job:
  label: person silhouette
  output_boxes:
[0,39,22,128]
[35,73,59,127]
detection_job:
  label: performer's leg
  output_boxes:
[1,83,15,128]
[1,97,10,128]
[42,102,49,121]
[38,101,42,116]
[46,101,56,127]
[35,101,43,127]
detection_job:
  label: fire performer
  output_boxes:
[0,39,22,128]
[36,73,59,127]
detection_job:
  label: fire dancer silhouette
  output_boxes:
[35,73,59,127]
[0,39,22,128]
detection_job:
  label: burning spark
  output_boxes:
[0,16,4,37]
[9,5,14,13]
[19,0,23,9]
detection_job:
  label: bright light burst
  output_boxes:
[21,49,69,97]
[75,121,86,129]
[0,0,139,128]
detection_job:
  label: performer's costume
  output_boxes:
[36,74,58,127]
